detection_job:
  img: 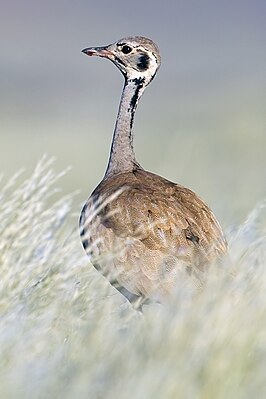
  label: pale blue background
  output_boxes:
[1,0,265,227]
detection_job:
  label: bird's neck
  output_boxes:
[104,77,146,178]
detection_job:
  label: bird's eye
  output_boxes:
[121,45,132,54]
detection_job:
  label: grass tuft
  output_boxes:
[0,158,265,399]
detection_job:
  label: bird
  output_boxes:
[80,36,227,306]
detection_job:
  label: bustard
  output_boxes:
[80,36,227,304]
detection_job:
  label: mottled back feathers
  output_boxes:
[80,169,227,301]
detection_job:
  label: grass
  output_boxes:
[0,157,265,399]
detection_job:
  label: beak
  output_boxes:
[82,46,114,59]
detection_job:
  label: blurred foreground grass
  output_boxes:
[0,158,266,399]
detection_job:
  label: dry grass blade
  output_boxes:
[0,159,265,399]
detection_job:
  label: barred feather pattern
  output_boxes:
[80,169,227,302]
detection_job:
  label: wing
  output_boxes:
[89,170,227,269]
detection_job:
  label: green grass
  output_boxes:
[1,158,265,399]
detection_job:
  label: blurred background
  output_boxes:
[1,0,265,229]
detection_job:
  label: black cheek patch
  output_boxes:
[137,53,150,71]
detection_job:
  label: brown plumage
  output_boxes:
[80,36,227,304]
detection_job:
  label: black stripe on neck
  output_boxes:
[128,77,145,111]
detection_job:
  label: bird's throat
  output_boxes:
[104,77,146,178]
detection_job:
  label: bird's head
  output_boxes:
[82,36,161,85]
